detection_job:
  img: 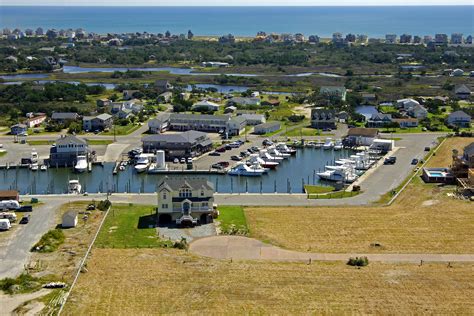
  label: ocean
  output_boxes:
[0,6,473,37]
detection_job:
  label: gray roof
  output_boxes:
[170,113,231,121]
[230,116,247,124]
[142,130,209,144]
[448,110,471,119]
[158,177,214,192]
[51,112,79,120]
[240,113,265,120]
[370,113,392,121]
[96,113,112,121]
[56,135,87,146]
[455,84,471,94]
[255,122,280,129]
[464,142,474,156]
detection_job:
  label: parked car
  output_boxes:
[180,158,186,164]
[19,215,30,224]
[411,158,419,165]
[262,139,272,146]
[216,147,226,153]
[209,151,221,156]
[19,205,33,212]
[424,147,430,152]
[240,151,249,157]
[211,163,224,170]
[384,156,397,165]
[217,161,230,168]
[187,157,193,163]
[231,155,242,161]
[173,158,179,164]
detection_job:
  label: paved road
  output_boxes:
[0,199,65,279]
[190,236,474,263]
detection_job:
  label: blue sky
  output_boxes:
[3,0,473,5]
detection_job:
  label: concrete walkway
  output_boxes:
[190,236,474,263]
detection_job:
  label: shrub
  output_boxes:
[97,199,111,211]
[221,224,249,236]
[0,274,42,294]
[31,229,65,253]
[347,256,369,267]
[173,237,189,250]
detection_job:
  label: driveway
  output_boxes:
[190,236,474,263]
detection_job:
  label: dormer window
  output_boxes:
[179,188,192,198]
[162,192,167,199]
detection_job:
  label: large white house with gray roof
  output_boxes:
[156,177,215,226]
[48,135,88,167]
[83,113,113,132]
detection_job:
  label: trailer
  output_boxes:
[0,219,11,230]
[0,200,20,210]
[0,212,17,222]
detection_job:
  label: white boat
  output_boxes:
[228,162,267,176]
[334,139,343,150]
[259,150,284,162]
[276,143,297,155]
[134,153,151,173]
[267,146,290,159]
[31,151,38,163]
[30,163,38,171]
[246,154,278,169]
[317,165,358,183]
[68,180,82,194]
[148,150,168,173]
[322,138,334,150]
[40,165,47,171]
[74,155,88,173]
[314,141,324,148]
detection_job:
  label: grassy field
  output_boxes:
[27,139,113,146]
[94,203,168,248]
[100,124,141,136]
[304,184,334,194]
[426,136,473,168]
[64,248,474,315]
[217,206,247,232]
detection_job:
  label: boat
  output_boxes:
[246,154,278,169]
[31,151,38,163]
[314,141,324,148]
[40,165,47,171]
[74,155,88,173]
[276,143,297,155]
[148,150,168,173]
[134,153,151,173]
[30,163,38,171]
[333,139,343,150]
[228,162,267,176]
[267,146,290,159]
[68,180,82,194]
[259,150,284,162]
[322,138,334,150]
[317,165,358,183]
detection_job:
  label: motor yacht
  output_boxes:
[276,143,297,155]
[134,153,151,173]
[259,150,284,162]
[333,139,343,150]
[322,138,334,150]
[30,163,38,171]
[68,180,82,194]
[74,155,88,173]
[246,154,278,169]
[267,146,290,159]
[40,164,47,171]
[228,162,267,176]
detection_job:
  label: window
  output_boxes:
[161,204,168,209]
[162,192,167,199]
[179,188,192,198]
[201,190,204,196]
[202,202,208,207]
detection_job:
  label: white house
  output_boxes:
[62,210,78,228]
[192,100,221,111]
[239,114,266,125]
[397,98,420,110]
[447,110,472,127]
[345,128,379,146]
[451,68,464,77]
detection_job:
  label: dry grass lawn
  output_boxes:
[64,248,474,315]
[426,136,473,168]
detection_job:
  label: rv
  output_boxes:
[0,219,11,230]
[0,212,17,222]
[0,200,20,210]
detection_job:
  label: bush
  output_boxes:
[97,199,111,211]
[347,256,369,267]
[31,229,65,253]
[221,224,249,236]
[0,274,42,294]
[172,237,188,250]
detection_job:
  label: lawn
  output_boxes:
[426,136,473,168]
[217,205,247,232]
[304,184,334,194]
[64,248,474,315]
[0,150,6,157]
[284,127,319,137]
[100,124,141,136]
[28,139,113,146]
[94,203,168,248]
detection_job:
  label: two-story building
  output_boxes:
[51,112,80,124]
[48,135,88,167]
[10,123,27,135]
[367,113,393,128]
[311,108,336,129]
[83,113,113,132]
[446,110,472,128]
[156,177,215,226]
[142,130,212,159]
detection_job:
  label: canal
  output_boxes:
[0,148,354,195]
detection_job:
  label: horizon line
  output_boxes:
[2,4,473,6]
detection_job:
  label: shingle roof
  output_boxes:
[158,177,214,191]
[56,135,87,146]
[448,110,471,119]
[142,130,209,144]
[51,112,79,120]
[455,84,471,94]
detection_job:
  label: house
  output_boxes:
[451,69,464,77]
[392,118,419,128]
[156,177,215,226]
[310,108,336,129]
[192,100,221,111]
[96,98,111,107]
[165,113,245,136]
[0,190,19,202]
[155,80,174,93]
[224,106,237,114]
[123,90,139,100]
[83,113,113,132]
[148,113,171,134]
[238,114,266,125]
[48,135,88,167]
[396,98,420,110]
[446,111,472,128]
[227,97,261,107]
[111,102,124,114]
[10,123,27,135]
[24,114,47,128]
[142,131,212,159]
[261,99,280,107]
[158,91,173,103]
[455,84,471,100]
[253,122,280,135]
[319,86,347,101]
[408,104,428,119]
[117,109,134,120]
[345,128,379,146]
[62,210,78,228]
[367,113,392,127]
[123,99,144,113]
[51,112,80,124]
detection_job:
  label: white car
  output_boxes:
[0,144,3,148]
[187,157,193,163]
[173,158,179,164]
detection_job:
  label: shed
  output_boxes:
[0,190,19,202]
[62,210,78,228]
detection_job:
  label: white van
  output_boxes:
[0,200,20,210]
[0,219,11,230]
[0,212,17,222]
